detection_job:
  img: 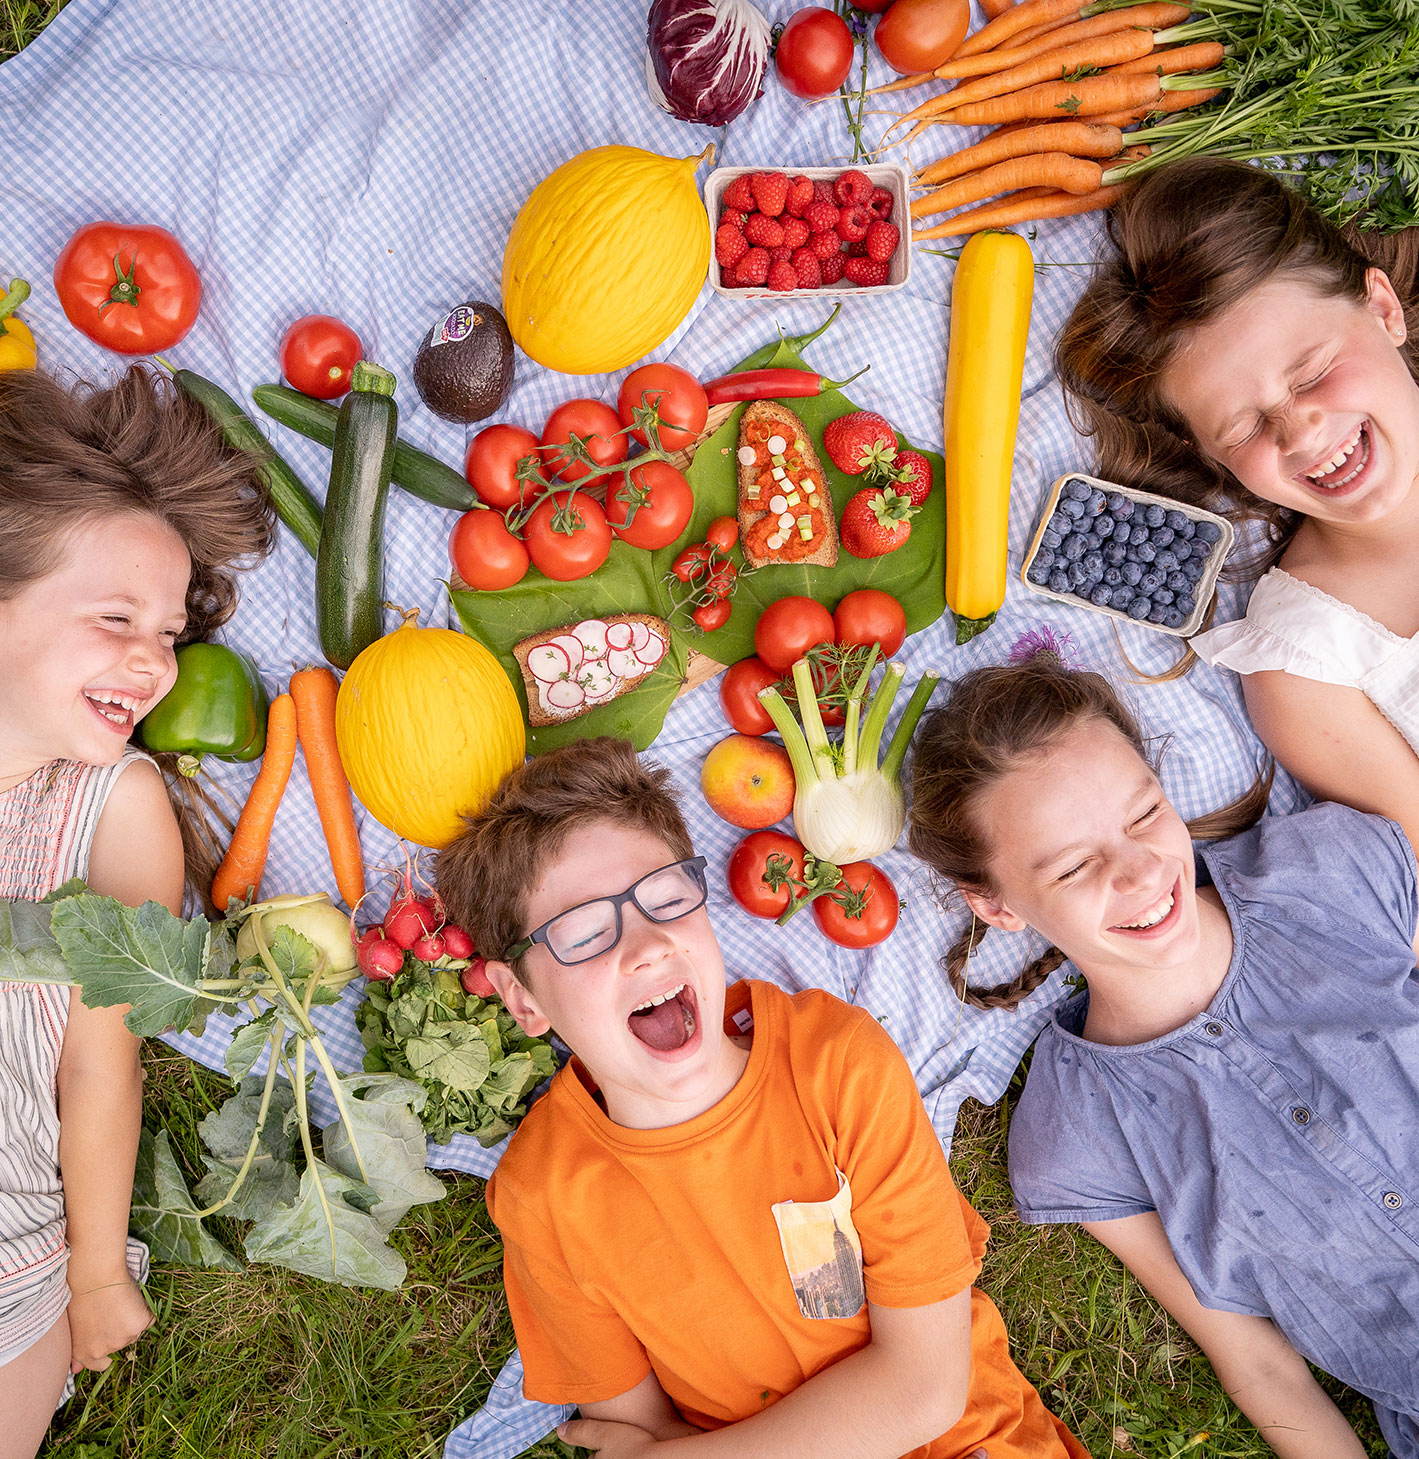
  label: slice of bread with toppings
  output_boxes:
[514,614,671,727]
[735,401,839,570]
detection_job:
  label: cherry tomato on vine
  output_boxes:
[706,515,739,552]
[606,460,695,550]
[448,509,530,591]
[541,398,628,484]
[720,656,781,736]
[465,423,546,509]
[693,598,732,632]
[754,596,836,675]
[704,563,737,600]
[833,588,907,659]
[617,364,709,451]
[813,862,899,948]
[279,314,362,398]
[525,492,613,582]
[728,830,807,918]
[775,7,855,100]
[672,543,714,582]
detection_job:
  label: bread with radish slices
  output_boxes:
[514,614,672,727]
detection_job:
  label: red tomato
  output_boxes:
[465,423,546,509]
[693,598,733,632]
[53,221,201,354]
[776,8,856,99]
[541,398,628,484]
[813,862,900,947]
[618,364,709,452]
[525,492,613,582]
[754,596,836,675]
[852,0,893,10]
[728,831,807,918]
[720,656,781,736]
[605,460,695,550]
[279,314,362,399]
[833,588,907,658]
[874,0,970,73]
[449,509,530,591]
[703,562,737,600]
[672,543,714,582]
[706,515,739,551]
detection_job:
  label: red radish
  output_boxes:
[460,957,496,998]
[354,924,383,950]
[385,893,439,949]
[441,923,475,959]
[412,931,446,962]
[358,936,404,981]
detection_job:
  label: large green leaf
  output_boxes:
[131,1127,242,1271]
[194,1077,302,1224]
[0,896,71,986]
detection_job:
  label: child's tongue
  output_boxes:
[629,992,695,1052]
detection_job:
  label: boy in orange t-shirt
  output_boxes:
[438,738,1088,1459]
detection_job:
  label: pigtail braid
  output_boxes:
[941,917,1069,1012]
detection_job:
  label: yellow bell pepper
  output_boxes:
[0,279,36,371]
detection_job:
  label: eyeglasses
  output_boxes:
[502,856,709,966]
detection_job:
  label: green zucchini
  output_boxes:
[253,382,474,512]
[317,362,397,670]
[169,368,323,557]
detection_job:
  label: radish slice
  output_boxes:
[572,620,609,659]
[548,633,585,669]
[606,647,642,680]
[545,679,586,712]
[580,662,616,700]
[629,621,650,650]
[634,633,666,667]
[605,622,634,651]
[526,644,570,682]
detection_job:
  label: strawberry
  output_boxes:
[781,216,811,250]
[845,256,890,286]
[750,171,790,217]
[823,411,898,476]
[790,247,822,289]
[841,487,917,559]
[868,186,895,220]
[833,169,874,207]
[864,219,900,263]
[723,173,756,211]
[733,247,770,287]
[819,249,846,285]
[767,259,798,293]
[810,230,842,260]
[716,224,749,270]
[887,449,933,505]
[804,199,839,234]
[785,175,815,217]
[836,205,871,243]
[744,213,785,248]
[720,208,748,231]
[811,179,837,207]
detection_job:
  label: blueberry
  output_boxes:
[1112,499,1135,522]
[1183,556,1207,583]
[1147,603,1170,624]
[1040,527,1062,551]
[1027,557,1052,585]
[1164,607,1187,629]
[1175,517,1196,540]
[1166,570,1190,593]
[1049,570,1071,595]
[1082,551,1104,578]
[1176,593,1196,616]
[1090,584,1113,607]
[1135,542,1157,564]
[1127,596,1151,620]
[1087,489,1108,516]
[1129,524,1150,546]
[1139,568,1164,594]
[1151,526,1176,548]
[1111,586,1137,611]
[1153,588,1174,607]
[1155,549,1179,572]
[1164,510,1189,532]
[1092,515,1115,539]
[1106,492,1130,516]
[1195,521,1223,542]
[1121,561,1143,586]
[1067,561,1090,588]
[1143,504,1166,527]
[1059,498,1085,520]
[1063,534,1088,561]
[1104,542,1128,567]
[1062,479,1091,501]
[1103,566,1123,586]
[1171,539,1194,562]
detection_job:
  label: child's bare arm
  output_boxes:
[560,1287,972,1459]
[1084,1213,1368,1459]
[578,1372,701,1440]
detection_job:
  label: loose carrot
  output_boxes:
[943,70,1162,126]
[912,152,1105,218]
[981,0,1017,17]
[210,694,298,910]
[912,182,1126,238]
[1090,84,1220,126]
[916,120,1123,184]
[1108,39,1225,75]
[933,4,1187,79]
[953,0,1093,60]
[865,71,936,97]
[289,667,365,909]
[1002,14,1081,49]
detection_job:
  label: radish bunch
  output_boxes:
[353,875,493,997]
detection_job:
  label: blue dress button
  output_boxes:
[1384,1191,1404,1210]
[1204,1022,1223,1037]
[1292,1107,1311,1126]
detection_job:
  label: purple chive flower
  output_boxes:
[1009,623,1078,666]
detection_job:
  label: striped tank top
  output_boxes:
[0,751,148,1366]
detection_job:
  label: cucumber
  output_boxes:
[169,369,323,557]
[317,363,397,670]
[253,382,474,511]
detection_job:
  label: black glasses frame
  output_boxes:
[502,856,709,965]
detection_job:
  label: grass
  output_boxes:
[0,6,1391,1457]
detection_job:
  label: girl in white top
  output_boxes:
[1055,158,1419,846]
[0,364,272,1457]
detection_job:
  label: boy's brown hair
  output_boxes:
[437,738,692,975]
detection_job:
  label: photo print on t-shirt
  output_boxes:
[772,1170,866,1321]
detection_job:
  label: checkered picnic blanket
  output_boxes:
[0,2,1302,1452]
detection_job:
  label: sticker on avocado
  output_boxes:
[435,305,477,346]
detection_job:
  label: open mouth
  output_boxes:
[1300,422,1370,493]
[628,982,698,1053]
[1110,878,1182,938]
[83,690,142,732]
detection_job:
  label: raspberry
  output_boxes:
[864,220,900,263]
[733,247,770,287]
[750,171,790,217]
[836,205,871,243]
[768,244,794,266]
[820,249,845,285]
[719,208,747,231]
[715,224,749,270]
[868,187,895,220]
[791,247,822,289]
[723,173,755,211]
[767,259,799,292]
[804,200,839,233]
[810,230,842,260]
[833,169,874,207]
[847,239,868,257]
[780,216,811,250]
[811,179,836,207]
[744,213,785,248]
[784,175,815,218]
[844,256,890,286]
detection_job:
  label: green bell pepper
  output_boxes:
[139,643,269,773]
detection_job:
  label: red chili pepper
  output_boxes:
[701,364,868,406]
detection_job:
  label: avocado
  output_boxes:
[412,300,514,423]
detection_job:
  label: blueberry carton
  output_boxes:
[1021,473,1234,637]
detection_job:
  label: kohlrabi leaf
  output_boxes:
[131,1127,242,1271]
[0,897,71,986]
[194,1077,301,1223]
[224,1010,277,1083]
[242,1158,406,1290]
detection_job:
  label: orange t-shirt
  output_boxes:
[487,979,1088,1459]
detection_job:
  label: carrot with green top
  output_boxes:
[915,120,1123,184]
[911,153,1106,219]
[1108,39,1225,75]
[942,68,1219,125]
[289,666,365,909]
[953,0,1103,59]
[210,693,298,910]
[1090,84,1220,126]
[932,4,1187,79]
[913,181,1127,238]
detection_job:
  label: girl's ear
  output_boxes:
[485,960,552,1037]
[961,885,1029,934]
[1364,267,1408,345]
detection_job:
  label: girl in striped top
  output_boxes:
[0,364,273,1456]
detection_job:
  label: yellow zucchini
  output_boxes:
[942,230,1035,643]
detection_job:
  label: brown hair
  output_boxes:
[0,364,276,902]
[907,655,1271,1011]
[1056,157,1419,579]
[436,738,693,979]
